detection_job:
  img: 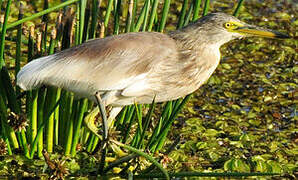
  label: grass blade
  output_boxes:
[141,0,151,31]
[177,0,188,29]
[30,97,62,158]
[125,0,134,33]
[202,0,210,16]
[15,2,24,105]
[71,99,88,156]
[193,0,202,21]
[113,0,121,35]
[37,88,46,157]
[159,0,171,32]
[89,0,100,38]
[104,0,114,28]
[136,99,155,149]
[0,0,12,69]
[147,0,159,31]
[183,2,193,26]
[233,0,245,17]
[64,94,75,155]
[135,0,150,32]
[79,0,87,43]
[152,95,191,152]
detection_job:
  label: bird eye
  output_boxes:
[225,23,231,28]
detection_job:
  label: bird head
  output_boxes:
[184,13,290,46]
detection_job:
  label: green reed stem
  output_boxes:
[71,99,88,156]
[193,0,202,21]
[159,0,171,32]
[86,134,95,152]
[147,0,159,31]
[15,3,23,105]
[0,94,18,150]
[233,0,245,17]
[54,89,61,145]
[79,0,87,44]
[202,0,210,16]
[59,91,68,146]
[74,4,80,44]
[137,100,155,149]
[20,130,29,158]
[64,95,75,155]
[113,0,121,35]
[37,88,46,157]
[153,95,191,152]
[81,126,90,145]
[141,0,150,31]
[0,69,22,155]
[135,0,149,32]
[42,0,49,22]
[90,0,100,38]
[125,0,134,33]
[5,137,12,155]
[123,106,136,143]
[177,0,188,29]
[4,0,79,31]
[6,125,19,149]
[0,114,12,156]
[183,2,193,26]
[30,124,44,159]
[41,1,48,53]
[45,87,57,153]
[104,0,114,27]
[135,104,143,131]
[130,0,138,32]
[1,67,20,114]
[43,34,58,153]
[30,97,62,159]
[114,106,127,126]
[91,136,99,152]
[26,30,38,146]
[131,104,143,147]
[0,0,12,69]
[83,4,90,42]
[29,90,38,145]
[147,101,171,149]
[48,33,55,54]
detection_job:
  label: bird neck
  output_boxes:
[168,29,224,52]
[168,30,223,67]
[167,29,222,89]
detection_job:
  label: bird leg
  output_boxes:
[94,92,108,141]
[94,92,109,174]
[93,92,123,174]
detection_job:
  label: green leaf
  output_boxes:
[202,129,220,137]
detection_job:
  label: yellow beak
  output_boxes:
[236,25,290,39]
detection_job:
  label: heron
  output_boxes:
[17,13,289,138]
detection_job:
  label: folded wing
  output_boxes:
[17,32,178,99]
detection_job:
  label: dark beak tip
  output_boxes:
[275,32,291,39]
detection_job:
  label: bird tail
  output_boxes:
[17,55,55,91]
